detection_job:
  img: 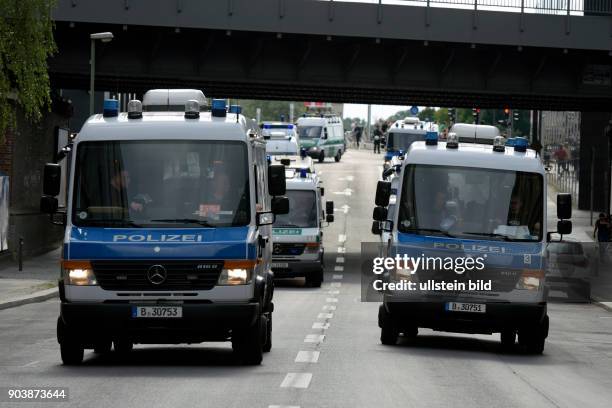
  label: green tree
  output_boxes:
[417,107,436,122]
[235,99,308,122]
[0,0,56,139]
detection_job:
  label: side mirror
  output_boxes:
[40,195,58,214]
[320,187,325,197]
[371,221,382,235]
[326,214,334,223]
[557,193,571,219]
[323,128,328,139]
[375,181,391,207]
[43,163,61,196]
[271,196,289,215]
[326,201,334,215]
[557,220,572,235]
[256,212,275,226]
[373,206,388,222]
[268,165,286,196]
[280,158,290,166]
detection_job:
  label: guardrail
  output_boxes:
[330,1,611,16]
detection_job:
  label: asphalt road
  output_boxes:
[1,149,612,408]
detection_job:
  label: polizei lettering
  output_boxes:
[113,234,203,242]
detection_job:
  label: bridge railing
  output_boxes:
[331,1,611,16]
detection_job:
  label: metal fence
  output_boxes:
[546,159,580,202]
[338,1,612,16]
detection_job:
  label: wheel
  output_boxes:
[334,150,341,162]
[378,305,399,345]
[518,315,549,354]
[57,317,84,365]
[263,313,272,353]
[232,315,264,365]
[93,340,112,354]
[305,269,323,288]
[500,329,516,350]
[113,338,133,355]
[318,151,325,163]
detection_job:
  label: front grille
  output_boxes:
[416,268,519,292]
[91,260,223,291]
[273,243,305,256]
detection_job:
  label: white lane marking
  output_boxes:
[331,282,342,288]
[304,334,326,343]
[334,265,344,272]
[21,360,40,367]
[328,290,340,295]
[333,188,353,196]
[322,305,337,311]
[336,257,345,263]
[295,351,320,363]
[281,373,312,388]
[312,322,330,330]
[333,274,344,280]
[339,175,354,181]
[269,405,300,408]
[340,204,350,214]
[337,247,346,253]
[326,297,339,303]
[318,313,334,319]
[338,234,346,243]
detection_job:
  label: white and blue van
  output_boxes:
[40,93,289,365]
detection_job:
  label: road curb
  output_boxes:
[591,295,612,312]
[0,287,58,311]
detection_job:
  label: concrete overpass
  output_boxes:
[50,0,612,109]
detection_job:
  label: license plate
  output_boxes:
[131,306,182,318]
[271,262,289,268]
[445,302,486,313]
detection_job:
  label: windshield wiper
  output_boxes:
[82,219,142,228]
[275,223,300,228]
[462,232,535,242]
[150,218,214,227]
[402,228,455,238]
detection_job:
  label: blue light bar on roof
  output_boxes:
[514,137,528,152]
[229,105,242,114]
[211,99,227,117]
[103,99,119,117]
[425,131,438,146]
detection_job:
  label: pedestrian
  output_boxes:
[354,126,362,149]
[373,125,382,154]
[594,212,610,262]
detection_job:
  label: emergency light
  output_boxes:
[184,100,200,119]
[103,99,119,117]
[493,136,506,152]
[446,133,459,149]
[514,137,528,152]
[127,100,143,119]
[211,99,227,117]
[505,137,516,147]
[300,168,307,178]
[229,105,242,114]
[425,131,438,146]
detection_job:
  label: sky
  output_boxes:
[343,104,423,121]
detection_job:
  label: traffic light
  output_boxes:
[448,108,456,123]
[472,108,480,124]
[504,108,510,120]
[513,110,520,121]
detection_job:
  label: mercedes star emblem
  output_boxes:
[147,264,167,285]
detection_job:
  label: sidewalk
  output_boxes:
[0,247,61,310]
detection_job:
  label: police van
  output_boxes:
[372,134,573,354]
[262,122,300,156]
[40,93,289,365]
[271,169,334,287]
[297,114,345,162]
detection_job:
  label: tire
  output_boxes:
[378,305,399,345]
[93,340,112,355]
[232,315,264,365]
[57,317,84,365]
[318,151,325,163]
[334,150,341,162]
[500,329,516,350]
[518,315,549,354]
[306,268,323,288]
[263,313,272,353]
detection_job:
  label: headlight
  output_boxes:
[217,260,256,285]
[308,146,319,151]
[516,270,543,291]
[62,260,97,286]
[391,261,414,282]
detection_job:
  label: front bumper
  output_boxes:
[59,301,260,345]
[383,299,547,334]
[272,259,322,279]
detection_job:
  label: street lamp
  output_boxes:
[89,32,113,116]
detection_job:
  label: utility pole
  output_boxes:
[367,104,372,142]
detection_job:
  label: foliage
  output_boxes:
[235,99,309,123]
[0,0,57,138]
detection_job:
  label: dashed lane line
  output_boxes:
[333,274,344,280]
[336,257,345,263]
[326,298,339,303]
[280,373,312,389]
[304,334,325,343]
[330,282,342,288]
[334,266,344,272]
[322,305,337,311]
[317,313,334,319]
[337,247,346,253]
[338,234,346,243]
[328,290,340,295]
[312,322,330,330]
[295,351,320,363]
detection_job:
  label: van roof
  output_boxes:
[405,141,544,174]
[142,89,207,111]
[77,112,253,142]
[285,173,320,190]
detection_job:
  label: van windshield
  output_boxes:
[274,190,318,228]
[72,141,250,228]
[298,126,322,139]
[397,164,543,241]
[387,132,426,151]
